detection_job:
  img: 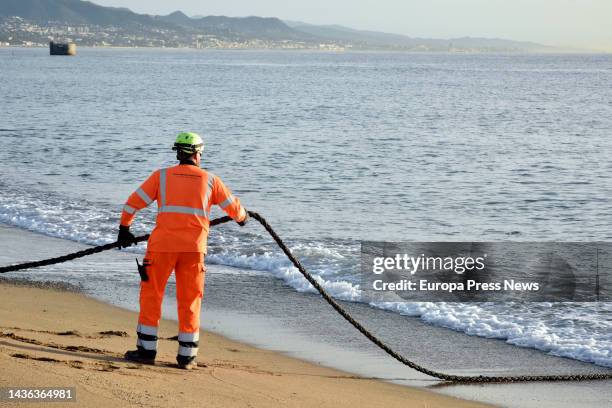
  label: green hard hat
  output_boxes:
[172,132,204,154]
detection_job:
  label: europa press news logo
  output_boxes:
[362,242,607,302]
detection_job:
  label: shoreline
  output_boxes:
[0,280,489,408]
[1,223,611,407]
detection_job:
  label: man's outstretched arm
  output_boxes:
[118,171,160,247]
[210,175,248,226]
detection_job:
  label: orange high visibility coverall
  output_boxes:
[120,164,246,359]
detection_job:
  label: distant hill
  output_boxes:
[1,0,157,27]
[0,0,555,51]
[160,15,308,41]
[0,0,308,41]
[285,20,553,52]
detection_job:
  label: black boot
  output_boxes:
[124,347,156,365]
[176,355,197,370]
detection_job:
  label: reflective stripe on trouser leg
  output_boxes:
[178,345,198,357]
[178,331,199,358]
[136,323,158,351]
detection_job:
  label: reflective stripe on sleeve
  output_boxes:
[136,187,153,205]
[178,332,200,343]
[178,346,198,357]
[137,338,158,351]
[159,205,207,217]
[219,195,234,209]
[123,204,136,214]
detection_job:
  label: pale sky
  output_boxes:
[93,0,612,50]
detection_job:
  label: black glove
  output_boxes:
[237,211,249,227]
[117,225,137,248]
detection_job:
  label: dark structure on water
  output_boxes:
[49,41,76,56]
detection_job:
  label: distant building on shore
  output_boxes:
[50,41,76,56]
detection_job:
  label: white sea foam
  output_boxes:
[0,190,149,254]
[370,301,612,368]
[207,251,361,301]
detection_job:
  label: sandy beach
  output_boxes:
[0,280,491,408]
[1,223,611,408]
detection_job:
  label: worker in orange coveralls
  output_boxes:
[117,132,248,369]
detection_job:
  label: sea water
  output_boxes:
[0,48,611,368]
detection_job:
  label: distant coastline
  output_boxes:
[0,44,607,54]
[0,0,570,53]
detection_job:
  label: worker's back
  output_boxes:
[121,163,246,253]
[149,164,214,252]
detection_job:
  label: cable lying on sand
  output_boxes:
[1,211,611,383]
